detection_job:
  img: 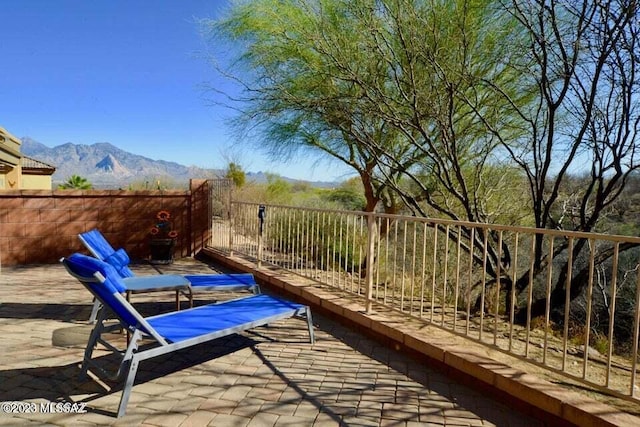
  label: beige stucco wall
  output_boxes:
[0,166,21,190]
[0,167,53,190]
[0,126,22,166]
[21,174,52,190]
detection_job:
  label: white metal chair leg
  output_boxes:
[80,309,108,378]
[89,297,102,323]
[305,308,315,344]
[117,356,140,418]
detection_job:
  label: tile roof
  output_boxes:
[21,155,56,171]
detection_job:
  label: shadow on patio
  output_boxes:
[0,258,550,426]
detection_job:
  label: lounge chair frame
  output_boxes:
[62,255,314,417]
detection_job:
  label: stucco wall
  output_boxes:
[20,174,52,190]
[0,166,21,190]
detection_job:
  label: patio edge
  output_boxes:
[201,248,640,427]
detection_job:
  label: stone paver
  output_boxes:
[0,260,544,426]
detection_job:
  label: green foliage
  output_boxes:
[58,174,92,190]
[266,208,366,273]
[226,162,246,188]
[209,0,640,331]
[210,0,530,220]
[322,178,366,211]
[324,188,366,211]
[265,173,293,204]
[234,174,369,211]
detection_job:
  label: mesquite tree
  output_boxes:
[498,0,640,320]
[206,0,640,321]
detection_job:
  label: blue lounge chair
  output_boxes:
[61,253,314,417]
[79,229,260,321]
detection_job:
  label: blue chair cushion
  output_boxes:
[104,248,130,273]
[80,230,135,277]
[66,253,143,331]
[146,294,305,343]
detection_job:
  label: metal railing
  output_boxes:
[209,200,640,402]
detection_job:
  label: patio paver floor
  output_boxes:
[0,259,544,426]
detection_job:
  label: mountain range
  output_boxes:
[19,138,336,188]
[20,138,221,188]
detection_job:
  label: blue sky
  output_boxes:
[0,0,352,182]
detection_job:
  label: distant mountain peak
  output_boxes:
[95,154,129,175]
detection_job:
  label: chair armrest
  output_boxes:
[123,275,191,293]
